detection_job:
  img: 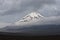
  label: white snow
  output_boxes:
[14,12,44,26]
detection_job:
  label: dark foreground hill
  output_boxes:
[0,32,60,40]
[0,25,60,40]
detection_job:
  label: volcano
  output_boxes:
[14,12,44,26]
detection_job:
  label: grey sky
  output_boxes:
[0,0,56,16]
[0,0,60,27]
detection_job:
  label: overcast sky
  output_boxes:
[0,0,60,28]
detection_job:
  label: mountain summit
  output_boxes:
[23,12,43,19]
[15,12,44,26]
[18,12,43,22]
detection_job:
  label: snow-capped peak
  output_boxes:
[14,12,44,26]
[23,12,44,19]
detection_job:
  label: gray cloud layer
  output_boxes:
[0,0,58,16]
[0,0,60,28]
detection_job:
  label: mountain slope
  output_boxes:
[0,12,44,30]
[14,12,44,26]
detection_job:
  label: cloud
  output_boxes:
[0,0,21,15]
[37,16,60,25]
[38,4,57,16]
[0,0,57,16]
[0,22,11,28]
